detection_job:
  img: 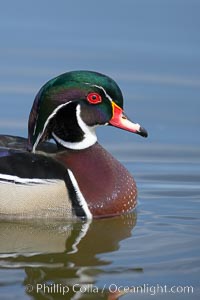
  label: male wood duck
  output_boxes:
[0,71,147,219]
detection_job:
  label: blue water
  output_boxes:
[0,0,200,299]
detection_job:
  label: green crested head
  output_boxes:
[28,70,147,152]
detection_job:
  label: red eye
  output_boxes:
[87,92,102,104]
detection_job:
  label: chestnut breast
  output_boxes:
[56,143,137,217]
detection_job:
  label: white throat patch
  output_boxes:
[52,104,97,150]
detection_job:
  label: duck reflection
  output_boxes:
[0,212,137,299]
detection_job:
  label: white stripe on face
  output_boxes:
[32,101,72,153]
[85,83,113,102]
[32,83,112,152]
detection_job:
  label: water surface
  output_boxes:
[0,0,200,299]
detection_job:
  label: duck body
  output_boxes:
[0,71,147,219]
[0,136,136,219]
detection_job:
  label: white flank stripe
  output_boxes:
[32,101,72,153]
[0,173,59,185]
[67,169,92,219]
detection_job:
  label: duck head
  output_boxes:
[28,70,148,152]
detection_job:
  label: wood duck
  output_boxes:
[0,71,147,219]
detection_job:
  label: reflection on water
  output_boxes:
[0,0,200,298]
[0,135,199,300]
[0,214,137,299]
[0,155,199,300]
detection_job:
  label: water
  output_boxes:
[0,0,200,299]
